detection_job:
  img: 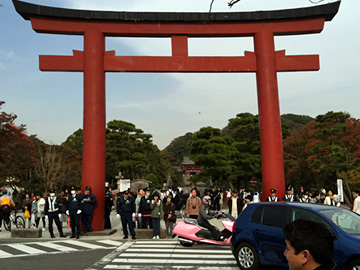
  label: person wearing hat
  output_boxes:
[66,186,82,239]
[117,190,136,239]
[267,189,279,202]
[80,186,97,232]
[44,189,66,238]
[283,185,297,202]
[228,189,244,219]
[139,187,153,229]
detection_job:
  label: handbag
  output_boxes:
[24,209,31,219]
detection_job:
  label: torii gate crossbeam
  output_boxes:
[13,0,340,231]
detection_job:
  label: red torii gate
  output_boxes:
[13,0,340,231]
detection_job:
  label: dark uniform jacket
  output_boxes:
[66,194,81,211]
[44,196,61,214]
[105,191,113,210]
[139,195,152,215]
[80,193,97,214]
[117,196,135,214]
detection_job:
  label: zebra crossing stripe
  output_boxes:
[134,240,178,244]
[8,243,47,254]
[96,240,122,246]
[119,253,235,259]
[127,248,231,254]
[104,267,237,270]
[111,258,237,265]
[132,244,179,248]
[36,242,78,252]
[65,240,114,250]
[0,250,12,258]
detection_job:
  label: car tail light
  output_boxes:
[232,220,237,232]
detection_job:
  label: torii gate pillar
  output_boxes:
[255,31,284,199]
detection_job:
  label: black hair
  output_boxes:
[283,219,334,265]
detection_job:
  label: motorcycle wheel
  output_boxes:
[15,216,25,228]
[179,240,194,247]
[235,242,259,270]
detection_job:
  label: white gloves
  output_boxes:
[117,214,120,218]
[77,210,82,214]
[58,214,62,219]
[66,210,69,215]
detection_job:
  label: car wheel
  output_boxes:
[347,259,360,270]
[235,243,260,270]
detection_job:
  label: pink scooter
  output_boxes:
[172,211,235,247]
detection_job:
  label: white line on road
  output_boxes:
[127,248,231,254]
[36,242,78,252]
[96,240,122,246]
[65,240,112,250]
[111,258,237,265]
[8,243,47,254]
[104,267,237,270]
[85,242,132,270]
[119,253,235,259]
[0,250,13,258]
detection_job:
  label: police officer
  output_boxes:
[117,190,136,240]
[44,189,66,238]
[66,186,82,239]
[139,188,153,229]
[282,185,297,202]
[81,186,97,232]
[267,189,279,202]
[104,187,113,229]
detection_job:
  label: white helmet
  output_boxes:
[202,195,211,205]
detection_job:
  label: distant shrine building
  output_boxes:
[180,156,203,183]
[13,0,340,230]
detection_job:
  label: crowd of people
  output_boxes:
[0,186,97,239]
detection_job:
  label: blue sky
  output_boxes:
[1,0,359,150]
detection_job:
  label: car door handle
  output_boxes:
[253,229,260,234]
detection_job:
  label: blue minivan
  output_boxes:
[231,202,360,270]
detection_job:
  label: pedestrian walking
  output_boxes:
[44,189,66,238]
[150,192,163,239]
[80,186,97,232]
[135,188,144,228]
[117,190,136,240]
[163,195,176,238]
[66,186,82,239]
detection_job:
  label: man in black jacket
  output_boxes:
[228,190,244,219]
[45,189,66,238]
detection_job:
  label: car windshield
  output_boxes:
[319,208,360,235]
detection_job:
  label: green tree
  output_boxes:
[227,113,262,189]
[190,127,235,187]
[106,120,173,186]
[62,128,83,156]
